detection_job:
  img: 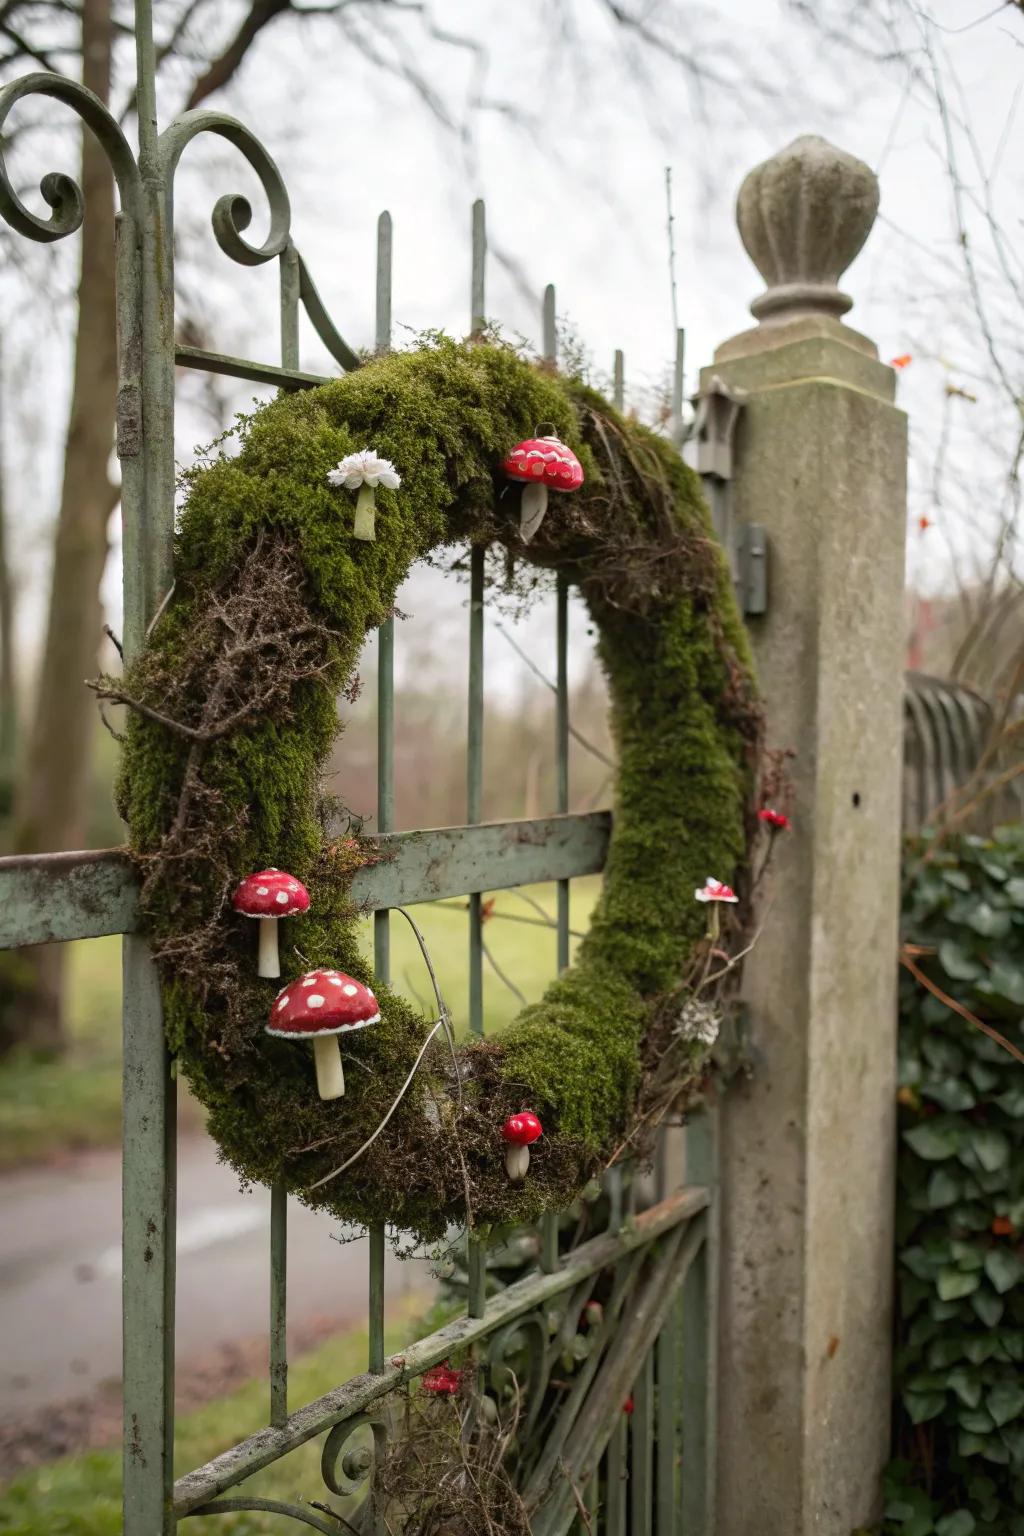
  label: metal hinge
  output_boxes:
[687,375,767,617]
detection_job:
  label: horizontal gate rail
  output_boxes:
[175,344,331,391]
[0,810,612,950]
[173,1185,709,1515]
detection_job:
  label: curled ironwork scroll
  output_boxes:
[158,108,292,266]
[320,1410,390,1499]
[183,1498,351,1534]
[0,71,141,240]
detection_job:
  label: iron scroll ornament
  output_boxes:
[0,77,360,371]
[0,72,142,240]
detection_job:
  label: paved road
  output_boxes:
[0,1132,433,1418]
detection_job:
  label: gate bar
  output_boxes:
[466,202,488,1320]
[267,238,303,1429]
[0,812,613,949]
[369,208,394,1377]
[542,281,565,1278]
[467,206,486,1041]
[122,2,177,1528]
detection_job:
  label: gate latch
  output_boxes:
[688,375,767,617]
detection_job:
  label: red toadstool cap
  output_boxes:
[502,437,583,493]
[233,868,310,919]
[267,969,379,1040]
[502,1111,543,1147]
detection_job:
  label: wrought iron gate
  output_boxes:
[0,5,718,1530]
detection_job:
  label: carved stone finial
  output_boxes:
[736,135,879,325]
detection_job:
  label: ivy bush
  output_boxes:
[888,824,1024,1536]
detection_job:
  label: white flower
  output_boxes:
[675,998,721,1047]
[327,448,401,492]
[694,877,739,904]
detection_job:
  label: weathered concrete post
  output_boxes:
[708,137,907,1534]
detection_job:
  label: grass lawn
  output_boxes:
[0,879,600,1169]
[0,1304,434,1534]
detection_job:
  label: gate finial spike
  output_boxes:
[736,135,880,326]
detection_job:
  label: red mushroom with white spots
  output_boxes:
[501,1110,542,1181]
[267,969,379,1101]
[232,868,310,979]
[502,436,584,543]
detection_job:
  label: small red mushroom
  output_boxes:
[267,969,379,1100]
[757,808,790,831]
[501,1110,543,1181]
[421,1361,462,1396]
[232,869,310,979]
[502,436,584,543]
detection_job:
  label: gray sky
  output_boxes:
[3,0,1022,691]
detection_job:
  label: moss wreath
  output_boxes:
[110,337,760,1243]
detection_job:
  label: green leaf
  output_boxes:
[901,1275,930,1316]
[904,1389,947,1424]
[968,1059,1001,1093]
[962,1334,998,1365]
[937,1268,981,1301]
[902,1394,945,1425]
[947,1366,982,1408]
[927,1335,967,1369]
[922,1035,966,1075]
[973,1164,1011,1195]
[984,1247,1024,1294]
[931,1297,963,1321]
[902,1245,944,1281]
[938,938,982,979]
[984,962,1024,1006]
[926,1167,962,1209]
[923,1078,977,1112]
[999,1330,1024,1362]
[959,1407,995,1434]
[971,1287,1004,1327]
[943,869,972,893]
[1005,877,1024,904]
[949,1202,990,1232]
[908,1314,940,1348]
[935,1511,976,1536]
[994,1087,1024,1117]
[981,1435,1011,1464]
[1000,1422,1024,1463]
[958,1430,989,1458]
[950,1239,985,1271]
[905,1122,963,1161]
[987,1381,1024,1427]
[971,1127,1011,1172]
[967,903,1012,939]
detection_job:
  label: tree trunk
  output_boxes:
[0,345,17,826]
[2,0,118,1056]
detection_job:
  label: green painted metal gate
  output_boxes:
[0,6,719,1530]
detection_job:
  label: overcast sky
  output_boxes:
[3,0,1022,695]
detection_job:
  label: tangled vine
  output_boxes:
[108,337,760,1241]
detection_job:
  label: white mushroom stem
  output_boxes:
[519,482,548,543]
[313,1036,345,1100]
[505,1143,530,1181]
[257,919,281,979]
[353,483,377,541]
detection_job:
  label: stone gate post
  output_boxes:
[707,137,907,1534]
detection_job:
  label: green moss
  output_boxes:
[117,337,758,1241]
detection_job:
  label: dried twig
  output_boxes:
[900,943,1024,1065]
